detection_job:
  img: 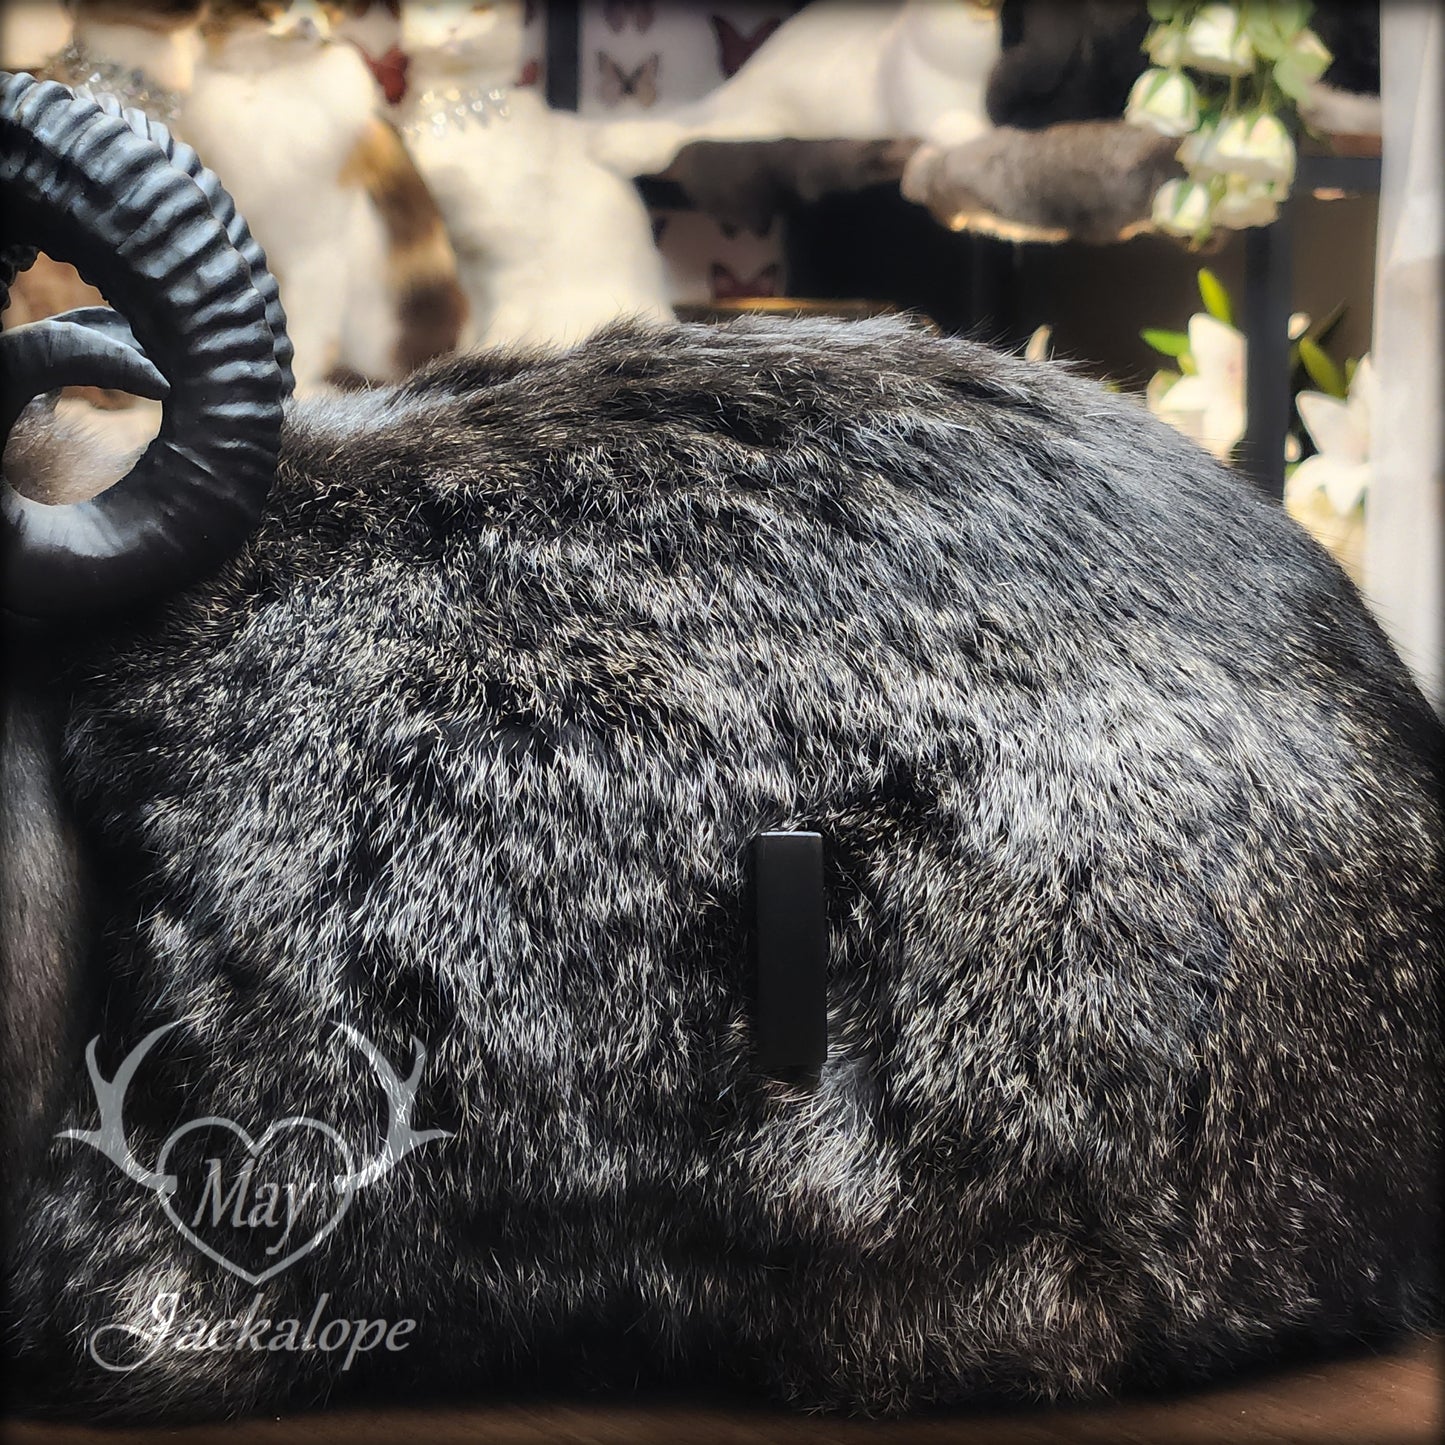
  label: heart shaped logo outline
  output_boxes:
[156,1115,357,1287]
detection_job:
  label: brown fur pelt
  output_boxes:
[337,113,470,376]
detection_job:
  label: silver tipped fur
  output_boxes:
[0,64,1437,1430]
[2,311,1439,1419]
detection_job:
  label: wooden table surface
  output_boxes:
[4,1335,1438,1445]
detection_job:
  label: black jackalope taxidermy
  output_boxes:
[0,72,1439,1423]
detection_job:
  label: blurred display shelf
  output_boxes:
[541,0,1382,500]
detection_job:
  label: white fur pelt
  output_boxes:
[399,0,671,350]
[588,0,1003,180]
[180,25,402,390]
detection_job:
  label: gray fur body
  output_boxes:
[901,122,1184,244]
[5,316,1440,1419]
[1,666,89,1200]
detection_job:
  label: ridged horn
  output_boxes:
[89,92,294,393]
[0,71,286,618]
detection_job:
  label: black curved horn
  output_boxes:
[0,308,169,445]
[0,72,286,618]
[90,93,295,393]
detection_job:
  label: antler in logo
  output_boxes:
[57,1022,452,1283]
[59,1023,180,1195]
[330,1024,453,1192]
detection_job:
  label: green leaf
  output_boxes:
[1272,56,1313,102]
[1141,327,1192,357]
[1244,13,1287,61]
[1146,0,1180,21]
[1310,300,1347,346]
[1273,0,1312,39]
[1298,335,1346,397]
[1243,0,1311,59]
[1196,267,1234,325]
[1274,23,1333,101]
[1343,355,1358,390]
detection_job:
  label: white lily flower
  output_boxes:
[1126,68,1202,138]
[1152,177,1214,237]
[1212,175,1281,229]
[1177,121,1220,176]
[1290,355,1373,515]
[1179,3,1255,75]
[1024,325,1053,363]
[1285,356,1372,582]
[1208,113,1296,187]
[1146,27,1186,68]
[1148,313,1246,462]
[1146,367,1185,418]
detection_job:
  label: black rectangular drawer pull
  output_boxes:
[750,830,828,1079]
